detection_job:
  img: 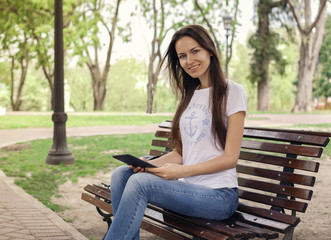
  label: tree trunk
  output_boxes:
[146,55,157,113]
[256,0,271,111]
[90,64,106,111]
[145,0,162,114]
[290,0,327,112]
[258,58,269,111]
[88,0,121,111]
[10,52,29,111]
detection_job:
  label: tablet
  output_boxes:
[113,154,157,168]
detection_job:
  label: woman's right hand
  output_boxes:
[128,157,147,173]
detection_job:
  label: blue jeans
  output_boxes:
[104,165,238,240]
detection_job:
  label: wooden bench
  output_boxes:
[81,121,331,239]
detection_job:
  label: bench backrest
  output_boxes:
[149,121,330,230]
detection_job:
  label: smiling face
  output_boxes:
[175,36,212,88]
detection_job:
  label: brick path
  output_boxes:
[0,171,88,240]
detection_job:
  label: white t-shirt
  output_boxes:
[179,80,247,188]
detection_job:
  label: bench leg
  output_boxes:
[96,207,113,239]
[283,227,294,240]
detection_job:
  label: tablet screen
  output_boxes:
[113,154,157,168]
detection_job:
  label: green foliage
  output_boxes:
[230,42,257,111]
[66,67,94,111]
[314,14,331,100]
[104,58,176,112]
[21,69,50,111]
[105,59,147,111]
[248,31,287,84]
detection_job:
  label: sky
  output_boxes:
[108,1,256,64]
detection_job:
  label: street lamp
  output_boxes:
[46,0,75,165]
[223,14,232,78]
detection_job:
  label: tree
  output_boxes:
[314,14,331,109]
[0,0,83,110]
[70,0,124,111]
[192,0,240,76]
[139,0,185,113]
[248,0,288,111]
[0,1,33,111]
[286,0,327,112]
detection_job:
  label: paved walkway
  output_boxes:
[0,113,330,239]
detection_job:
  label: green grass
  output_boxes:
[0,114,172,129]
[288,122,331,130]
[0,133,154,212]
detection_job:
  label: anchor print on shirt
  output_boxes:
[184,111,198,137]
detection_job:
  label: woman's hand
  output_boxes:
[128,157,147,173]
[146,163,187,180]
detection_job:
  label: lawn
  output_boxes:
[0,133,155,212]
[0,114,173,129]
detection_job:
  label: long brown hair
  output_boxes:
[162,25,228,155]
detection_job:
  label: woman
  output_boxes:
[104,24,247,240]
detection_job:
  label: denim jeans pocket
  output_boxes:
[215,188,238,220]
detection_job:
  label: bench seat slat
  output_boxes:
[241,140,323,157]
[236,164,315,186]
[231,212,293,233]
[81,192,113,214]
[145,205,256,239]
[238,177,313,200]
[140,219,190,240]
[232,221,279,239]
[238,189,307,212]
[163,215,230,240]
[243,128,330,146]
[240,151,319,172]
[84,184,111,200]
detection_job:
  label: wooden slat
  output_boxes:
[238,177,313,200]
[163,215,230,240]
[236,164,316,186]
[245,127,331,142]
[179,217,254,239]
[140,218,190,240]
[84,184,111,200]
[149,149,168,156]
[231,212,293,233]
[146,203,270,239]
[243,128,330,146]
[152,139,174,149]
[155,130,171,138]
[81,193,113,214]
[239,151,320,172]
[230,221,279,239]
[238,190,307,213]
[241,140,323,157]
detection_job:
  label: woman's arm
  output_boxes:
[149,150,183,167]
[147,111,245,179]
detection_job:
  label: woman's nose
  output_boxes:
[186,54,193,64]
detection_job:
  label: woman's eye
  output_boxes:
[179,55,186,59]
[193,49,199,54]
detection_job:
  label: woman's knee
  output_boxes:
[111,165,132,185]
[125,173,158,194]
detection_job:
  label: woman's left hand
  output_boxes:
[146,163,187,180]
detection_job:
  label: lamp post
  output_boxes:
[46,0,75,165]
[223,14,232,78]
